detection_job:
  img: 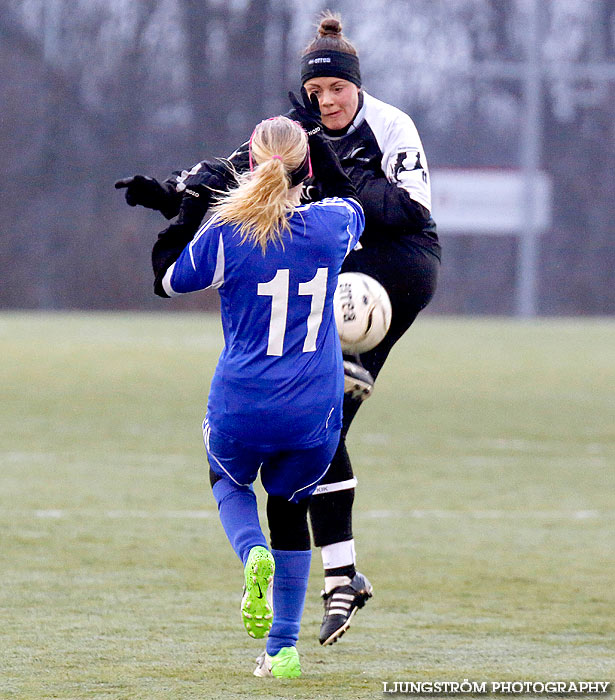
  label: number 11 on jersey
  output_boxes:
[257,268,328,356]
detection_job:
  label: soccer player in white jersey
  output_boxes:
[150,113,364,678]
[116,11,440,650]
[297,12,440,647]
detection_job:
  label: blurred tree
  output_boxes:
[1,0,614,313]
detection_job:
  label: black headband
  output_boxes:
[249,120,312,187]
[301,49,361,88]
[289,149,312,187]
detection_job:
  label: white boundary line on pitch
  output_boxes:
[0,508,612,521]
[30,509,217,519]
[362,509,613,520]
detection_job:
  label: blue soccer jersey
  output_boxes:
[162,197,364,449]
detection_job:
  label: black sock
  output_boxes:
[325,564,356,579]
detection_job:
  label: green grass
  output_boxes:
[1,313,614,699]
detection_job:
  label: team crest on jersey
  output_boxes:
[392,150,421,178]
[390,149,428,184]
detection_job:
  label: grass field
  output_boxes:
[1,313,614,700]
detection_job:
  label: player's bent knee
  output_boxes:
[267,496,310,551]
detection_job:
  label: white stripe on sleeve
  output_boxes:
[161,262,180,297]
[210,233,225,289]
[189,215,221,271]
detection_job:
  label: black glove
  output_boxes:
[114,175,173,210]
[309,136,357,201]
[175,158,238,194]
[286,87,323,137]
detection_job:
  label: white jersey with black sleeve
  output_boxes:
[158,91,438,256]
[324,91,439,256]
[361,91,431,211]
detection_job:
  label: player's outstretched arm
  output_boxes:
[115,146,250,220]
[114,175,182,220]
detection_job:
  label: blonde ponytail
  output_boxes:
[213,117,309,253]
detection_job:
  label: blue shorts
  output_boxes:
[203,418,339,503]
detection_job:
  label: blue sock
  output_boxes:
[266,548,312,655]
[212,478,267,565]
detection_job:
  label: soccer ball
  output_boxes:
[333,272,392,354]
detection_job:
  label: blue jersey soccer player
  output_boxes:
[117,14,440,648]
[150,112,364,678]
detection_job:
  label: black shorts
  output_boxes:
[341,237,439,376]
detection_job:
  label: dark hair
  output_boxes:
[302,11,358,57]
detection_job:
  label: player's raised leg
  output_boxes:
[309,427,373,645]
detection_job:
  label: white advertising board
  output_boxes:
[430,169,552,235]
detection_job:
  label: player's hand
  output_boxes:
[286,87,322,137]
[114,175,167,209]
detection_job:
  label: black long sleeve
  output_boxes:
[161,147,249,220]
[156,181,184,220]
[152,192,214,297]
[308,134,359,202]
[357,175,430,236]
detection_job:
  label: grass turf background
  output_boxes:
[1,313,613,699]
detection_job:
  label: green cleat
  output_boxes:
[241,546,274,639]
[253,647,301,678]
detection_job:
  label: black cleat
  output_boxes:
[319,572,373,646]
[343,361,374,401]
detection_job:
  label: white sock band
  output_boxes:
[323,575,352,594]
[312,477,357,496]
[321,539,356,570]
